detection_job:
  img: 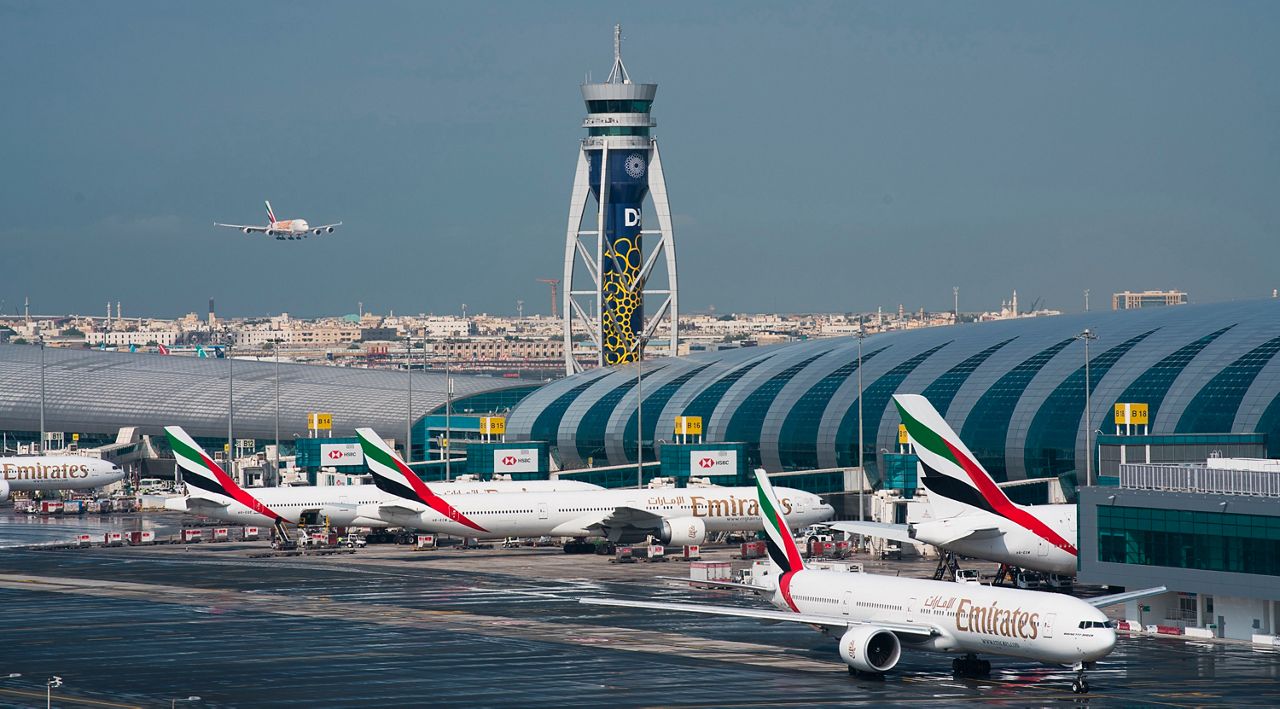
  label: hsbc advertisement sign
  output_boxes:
[320,443,363,467]
[690,450,738,476]
[494,448,538,474]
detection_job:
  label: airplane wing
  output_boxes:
[213,222,270,233]
[580,597,936,637]
[375,503,424,517]
[311,222,342,232]
[182,497,231,513]
[1086,586,1168,608]
[655,576,770,592]
[550,506,665,538]
[828,521,915,544]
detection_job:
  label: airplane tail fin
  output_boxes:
[355,428,488,533]
[753,469,805,611]
[164,426,284,521]
[264,200,277,224]
[893,394,1019,519]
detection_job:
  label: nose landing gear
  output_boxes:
[1070,662,1092,694]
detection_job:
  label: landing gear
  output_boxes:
[951,654,990,676]
[1071,663,1091,694]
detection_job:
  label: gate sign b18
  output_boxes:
[690,450,737,476]
[493,449,538,473]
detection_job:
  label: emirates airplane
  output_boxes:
[214,200,341,240]
[582,470,1164,694]
[831,394,1077,575]
[355,427,835,546]
[162,426,601,527]
[1,456,125,500]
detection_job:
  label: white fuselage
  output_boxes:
[1,456,124,494]
[784,569,1114,665]
[270,218,309,234]
[363,486,834,540]
[166,480,603,527]
[912,504,1079,575]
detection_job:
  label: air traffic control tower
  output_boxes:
[562,25,678,374]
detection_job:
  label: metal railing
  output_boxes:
[1119,463,1280,497]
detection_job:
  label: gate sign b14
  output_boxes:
[690,450,737,476]
[493,449,538,473]
[320,442,363,466]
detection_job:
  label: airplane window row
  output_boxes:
[857,601,902,611]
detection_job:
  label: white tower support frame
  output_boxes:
[562,25,678,374]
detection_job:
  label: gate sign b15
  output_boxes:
[494,449,538,473]
[690,450,737,476]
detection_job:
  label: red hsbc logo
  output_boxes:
[327,450,344,460]
[502,456,517,466]
[698,458,715,469]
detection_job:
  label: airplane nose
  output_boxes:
[1090,629,1117,660]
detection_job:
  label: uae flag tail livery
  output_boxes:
[164,426,285,523]
[354,428,488,533]
[753,469,805,612]
[892,394,1077,556]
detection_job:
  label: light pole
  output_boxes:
[1076,329,1098,487]
[273,338,282,482]
[226,342,234,479]
[856,317,865,524]
[445,354,453,482]
[38,337,46,454]
[405,335,414,462]
[636,347,644,489]
[46,676,62,709]
[171,696,201,709]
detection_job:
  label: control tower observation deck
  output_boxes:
[562,25,678,373]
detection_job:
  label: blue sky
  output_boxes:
[2,1,1277,318]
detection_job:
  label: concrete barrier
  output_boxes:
[1252,634,1280,647]
[1184,627,1215,639]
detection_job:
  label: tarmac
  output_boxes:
[1,514,1278,707]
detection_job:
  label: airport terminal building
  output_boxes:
[508,299,1280,490]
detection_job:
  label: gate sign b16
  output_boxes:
[320,442,363,466]
[494,449,538,473]
[690,450,737,476]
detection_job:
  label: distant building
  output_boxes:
[1112,290,1188,310]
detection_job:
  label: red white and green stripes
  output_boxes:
[165,425,285,522]
[356,428,488,533]
[754,469,803,612]
[893,394,1077,556]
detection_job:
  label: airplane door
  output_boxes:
[907,597,917,622]
[842,590,853,617]
[538,503,549,520]
[1038,540,1050,557]
[1043,613,1055,638]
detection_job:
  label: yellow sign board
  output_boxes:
[898,424,909,445]
[480,416,506,435]
[308,412,333,430]
[675,416,703,436]
[1113,403,1149,425]
[72,433,80,441]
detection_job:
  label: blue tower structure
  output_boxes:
[562,25,678,373]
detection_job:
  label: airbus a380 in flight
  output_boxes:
[831,394,1078,575]
[583,470,1165,694]
[355,427,835,545]
[162,426,601,527]
[214,200,341,240]
[1,455,125,500]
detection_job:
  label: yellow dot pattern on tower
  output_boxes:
[602,235,642,365]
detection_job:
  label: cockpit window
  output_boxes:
[1077,620,1114,629]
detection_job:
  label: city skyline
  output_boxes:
[3,2,1277,318]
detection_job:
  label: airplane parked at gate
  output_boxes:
[582,469,1164,694]
[830,394,1079,576]
[355,427,835,546]
[162,426,601,527]
[214,200,341,240]
[1,455,125,500]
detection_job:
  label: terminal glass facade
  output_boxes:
[1097,505,1280,577]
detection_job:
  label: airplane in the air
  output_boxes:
[830,394,1078,576]
[214,200,341,240]
[581,469,1164,694]
[1,455,125,500]
[161,426,602,527]
[355,427,835,546]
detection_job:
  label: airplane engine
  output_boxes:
[305,503,360,527]
[314,229,323,235]
[242,227,253,234]
[838,626,902,674]
[658,517,707,546]
[0,477,9,501]
[325,226,334,233]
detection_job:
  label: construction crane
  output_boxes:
[537,278,560,319]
